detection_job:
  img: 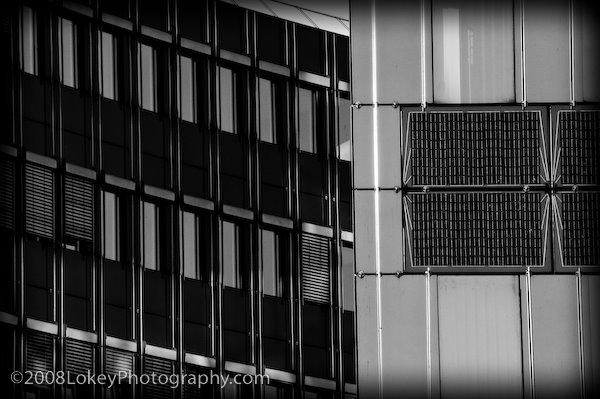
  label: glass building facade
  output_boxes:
[0,1,355,398]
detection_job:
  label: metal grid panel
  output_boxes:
[26,331,54,374]
[64,176,94,241]
[144,356,173,399]
[25,164,54,238]
[65,339,94,375]
[557,111,600,185]
[406,192,547,268]
[559,192,600,267]
[408,111,543,186]
[0,158,15,229]
[301,233,330,304]
[105,348,134,375]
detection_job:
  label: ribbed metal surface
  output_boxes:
[409,111,542,185]
[144,356,173,399]
[64,176,94,241]
[408,193,544,267]
[65,340,94,375]
[105,348,134,375]
[562,192,600,266]
[301,233,330,304]
[26,332,53,373]
[558,111,600,185]
[0,158,15,229]
[25,164,54,238]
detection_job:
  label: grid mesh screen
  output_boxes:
[558,111,600,185]
[561,192,600,267]
[409,193,543,267]
[409,112,541,186]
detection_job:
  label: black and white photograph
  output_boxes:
[0,0,599,398]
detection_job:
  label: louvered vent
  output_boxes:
[0,13,9,35]
[64,176,94,241]
[105,348,134,375]
[562,192,600,267]
[65,340,94,375]
[408,192,545,267]
[26,332,53,373]
[558,111,600,185]
[409,111,542,185]
[0,158,15,229]
[25,164,54,238]
[301,233,330,304]
[144,356,173,399]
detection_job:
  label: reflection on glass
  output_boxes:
[100,32,117,100]
[104,192,119,261]
[59,18,78,88]
[222,221,239,288]
[183,211,198,279]
[219,67,236,133]
[432,0,514,103]
[21,6,37,75]
[142,201,159,270]
[338,96,351,161]
[179,55,196,123]
[139,44,157,111]
[262,229,280,297]
[299,87,316,152]
[341,245,354,311]
[259,78,275,143]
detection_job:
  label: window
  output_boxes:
[59,18,78,88]
[141,201,159,270]
[259,78,276,143]
[217,2,245,54]
[179,0,208,43]
[20,6,37,75]
[99,31,117,100]
[299,88,317,152]
[296,25,326,75]
[341,243,356,383]
[262,229,288,297]
[219,66,237,133]
[104,191,120,261]
[257,14,285,65]
[222,221,244,288]
[182,211,211,280]
[337,94,351,161]
[139,43,157,111]
[432,0,514,103]
[179,55,196,123]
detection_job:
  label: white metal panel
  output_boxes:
[356,276,380,397]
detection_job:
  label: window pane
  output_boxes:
[262,230,279,297]
[140,44,156,111]
[183,211,197,279]
[338,96,351,161]
[100,32,116,100]
[220,67,236,133]
[59,18,78,88]
[142,201,158,270]
[257,14,285,65]
[21,6,37,75]
[259,78,274,143]
[104,192,119,261]
[341,245,354,311]
[432,0,514,103]
[222,221,238,288]
[180,56,196,122]
[299,88,315,152]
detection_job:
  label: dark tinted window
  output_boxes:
[297,25,325,75]
[257,14,285,65]
[140,0,170,31]
[179,0,207,43]
[218,3,245,54]
[101,0,130,19]
[336,35,349,81]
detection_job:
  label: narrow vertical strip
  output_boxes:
[425,267,432,399]
[371,1,383,397]
[525,267,536,398]
[576,268,586,397]
[569,0,576,106]
[520,0,527,107]
[420,0,427,108]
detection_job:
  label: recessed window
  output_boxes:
[20,6,37,75]
[217,2,245,54]
[337,94,351,161]
[259,78,276,143]
[141,201,159,270]
[299,88,317,153]
[179,55,197,123]
[262,229,289,297]
[219,66,237,133]
[222,221,240,288]
[257,14,285,65]
[139,43,157,111]
[104,191,120,262]
[59,18,78,88]
[182,211,211,280]
[99,32,118,100]
[432,0,514,103]
[296,25,325,75]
